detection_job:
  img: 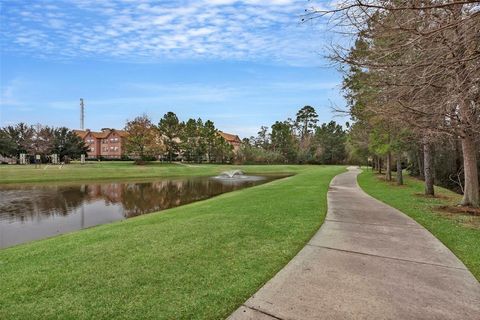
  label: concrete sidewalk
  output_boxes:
[229,167,480,320]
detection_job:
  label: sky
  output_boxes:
[0,0,346,138]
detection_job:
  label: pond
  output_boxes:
[0,174,286,249]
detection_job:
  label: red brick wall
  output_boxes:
[99,132,124,158]
[84,133,100,158]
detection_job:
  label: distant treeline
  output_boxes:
[125,112,234,164]
[125,108,348,165]
[0,124,87,162]
[1,107,349,166]
[236,106,347,165]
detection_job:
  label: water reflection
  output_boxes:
[0,175,283,248]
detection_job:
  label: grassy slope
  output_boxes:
[0,162,306,184]
[0,165,345,319]
[358,170,480,280]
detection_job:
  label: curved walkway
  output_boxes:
[229,167,480,320]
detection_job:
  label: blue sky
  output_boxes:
[0,0,345,138]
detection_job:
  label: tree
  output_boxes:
[212,136,234,163]
[51,127,89,160]
[315,121,347,164]
[30,124,54,157]
[1,123,34,157]
[158,112,182,162]
[125,115,163,163]
[201,120,217,163]
[314,1,479,206]
[295,106,318,140]
[181,118,200,162]
[345,121,370,166]
[0,130,17,157]
[271,121,297,162]
[255,126,270,149]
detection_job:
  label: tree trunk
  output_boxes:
[460,134,479,207]
[386,152,392,181]
[378,157,382,174]
[396,157,403,185]
[417,147,424,180]
[423,142,434,196]
[372,156,377,171]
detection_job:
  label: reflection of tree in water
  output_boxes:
[119,179,253,218]
[0,186,86,223]
[0,178,267,223]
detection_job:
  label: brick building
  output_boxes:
[75,128,128,159]
[75,128,241,160]
[218,131,242,152]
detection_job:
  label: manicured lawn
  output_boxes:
[0,161,305,184]
[0,164,345,319]
[358,170,480,281]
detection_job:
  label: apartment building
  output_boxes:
[75,128,128,159]
[75,128,241,159]
[218,131,242,152]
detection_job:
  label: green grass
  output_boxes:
[0,164,345,319]
[0,161,306,184]
[358,170,480,281]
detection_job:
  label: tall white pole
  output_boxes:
[80,98,84,130]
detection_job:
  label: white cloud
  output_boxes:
[0,0,329,65]
[0,78,22,106]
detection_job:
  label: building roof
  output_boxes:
[74,128,128,140]
[218,131,241,143]
[73,130,89,139]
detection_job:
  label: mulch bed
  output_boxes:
[436,205,480,216]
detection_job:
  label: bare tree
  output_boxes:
[312,0,480,206]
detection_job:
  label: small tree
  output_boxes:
[125,115,163,164]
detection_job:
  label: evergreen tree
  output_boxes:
[271,121,296,163]
[51,127,89,160]
[315,121,347,164]
[295,106,318,140]
[158,112,182,162]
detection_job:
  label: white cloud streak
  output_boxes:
[0,0,330,65]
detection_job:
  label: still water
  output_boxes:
[0,175,283,249]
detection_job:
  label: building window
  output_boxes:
[91,147,95,152]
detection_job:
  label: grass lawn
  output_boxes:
[0,161,306,184]
[358,170,480,281]
[0,163,345,319]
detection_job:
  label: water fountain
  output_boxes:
[220,169,244,178]
[212,169,265,182]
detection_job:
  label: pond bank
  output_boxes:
[0,165,345,319]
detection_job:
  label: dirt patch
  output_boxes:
[437,205,480,216]
[433,205,480,229]
[413,192,451,200]
[374,175,408,188]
